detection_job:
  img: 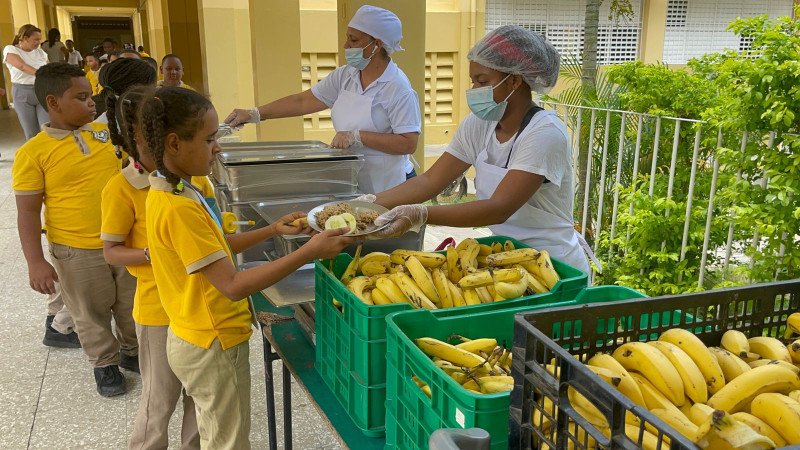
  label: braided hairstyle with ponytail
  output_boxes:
[137,86,213,195]
[115,86,149,173]
[99,58,156,136]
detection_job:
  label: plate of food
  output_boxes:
[307,201,389,236]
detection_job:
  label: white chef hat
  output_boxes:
[348,5,404,54]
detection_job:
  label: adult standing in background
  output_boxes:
[65,40,83,66]
[225,5,420,194]
[40,28,68,63]
[2,24,49,139]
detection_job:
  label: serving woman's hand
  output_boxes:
[330,130,362,149]
[224,107,261,128]
[274,212,314,236]
[374,204,428,238]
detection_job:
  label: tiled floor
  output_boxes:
[0,108,488,449]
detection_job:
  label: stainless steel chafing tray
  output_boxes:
[212,141,363,201]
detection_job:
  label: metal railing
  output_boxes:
[541,101,791,289]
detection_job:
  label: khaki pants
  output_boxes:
[46,289,75,334]
[166,329,251,450]
[130,324,199,450]
[49,243,138,367]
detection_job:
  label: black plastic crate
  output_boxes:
[509,280,800,450]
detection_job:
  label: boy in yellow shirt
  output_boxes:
[13,62,137,397]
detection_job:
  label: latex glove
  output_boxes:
[224,107,261,128]
[330,130,362,149]
[374,204,428,238]
[353,194,376,203]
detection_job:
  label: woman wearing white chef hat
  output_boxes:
[225,5,421,194]
[363,25,599,274]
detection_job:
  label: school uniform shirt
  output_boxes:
[41,41,66,63]
[101,167,217,326]
[156,80,195,91]
[146,174,252,350]
[67,50,83,66]
[12,123,120,249]
[2,45,48,85]
[85,69,101,95]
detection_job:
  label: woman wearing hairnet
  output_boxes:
[225,5,420,194]
[367,25,595,274]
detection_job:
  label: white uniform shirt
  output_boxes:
[2,45,49,85]
[41,41,66,63]
[67,50,83,66]
[311,61,421,136]
[446,110,575,224]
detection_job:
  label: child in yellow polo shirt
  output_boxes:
[138,86,355,449]
[13,62,137,397]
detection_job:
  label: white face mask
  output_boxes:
[345,40,377,70]
[465,74,514,121]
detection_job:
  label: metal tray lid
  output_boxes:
[220,140,328,151]
[218,147,362,166]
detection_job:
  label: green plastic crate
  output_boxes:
[314,236,588,435]
[384,286,647,450]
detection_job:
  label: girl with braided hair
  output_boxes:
[94,57,156,123]
[137,86,355,448]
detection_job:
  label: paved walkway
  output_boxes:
[0,108,487,449]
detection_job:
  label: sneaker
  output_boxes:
[94,365,126,397]
[42,325,81,348]
[120,353,139,374]
[45,314,55,329]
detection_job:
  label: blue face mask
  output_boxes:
[345,40,377,70]
[466,74,514,121]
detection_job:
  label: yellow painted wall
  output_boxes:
[1,0,12,109]
[640,0,668,64]
[10,0,31,28]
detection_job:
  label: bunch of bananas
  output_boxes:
[410,335,513,397]
[338,239,560,308]
[535,318,800,449]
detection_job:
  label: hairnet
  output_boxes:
[467,25,560,93]
[348,5,404,54]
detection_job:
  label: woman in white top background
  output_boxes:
[225,5,421,194]
[368,25,594,274]
[3,24,50,139]
[40,28,68,63]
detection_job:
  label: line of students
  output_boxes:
[13,59,355,449]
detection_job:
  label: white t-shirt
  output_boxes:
[446,110,575,223]
[41,41,66,63]
[2,45,49,85]
[67,50,83,66]
[311,61,421,136]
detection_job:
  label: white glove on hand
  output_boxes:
[330,130,363,149]
[374,204,428,238]
[353,194,376,203]
[224,107,262,128]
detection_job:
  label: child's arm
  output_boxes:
[16,194,58,295]
[225,211,312,254]
[203,228,354,300]
[103,241,148,266]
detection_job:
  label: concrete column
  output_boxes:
[144,0,170,63]
[166,0,203,92]
[640,0,668,64]
[248,0,304,140]
[336,0,426,169]
[197,0,257,142]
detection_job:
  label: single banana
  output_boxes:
[708,409,777,449]
[533,250,560,289]
[494,275,528,300]
[485,283,497,300]
[416,337,485,368]
[486,248,540,267]
[357,252,390,271]
[731,412,787,447]
[411,375,432,398]
[628,372,686,417]
[568,387,610,429]
[706,363,800,413]
[455,238,478,252]
[751,393,800,444]
[455,338,497,355]
[404,256,440,304]
[785,312,800,340]
[624,424,660,450]
[458,268,523,288]
[478,380,514,394]
[459,244,480,271]
[392,272,437,310]
[587,354,646,407]
[375,277,410,304]
[748,358,800,374]
[648,340,709,404]
[370,287,393,305]
[513,264,549,294]
[503,240,515,251]
[475,286,493,304]
[688,403,715,426]
[463,288,481,306]
[789,340,800,364]
[721,330,751,358]
[659,328,726,394]
[789,389,800,402]
[649,408,701,442]
[360,260,388,276]
[448,280,466,307]
[490,241,503,253]
[346,276,373,305]
[431,267,452,308]
[709,346,751,381]
[748,336,791,362]
[389,250,446,268]
[478,244,493,256]
[612,342,686,406]
[339,244,362,285]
